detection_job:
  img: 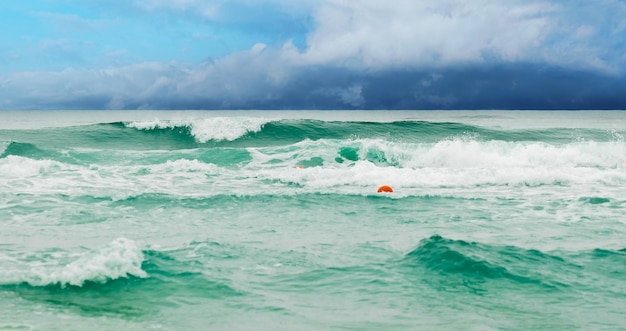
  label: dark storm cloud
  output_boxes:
[3,61,623,110]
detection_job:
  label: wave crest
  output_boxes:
[126,117,269,143]
[406,235,514,279]
[2,238,146,287]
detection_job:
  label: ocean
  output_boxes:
[0,110,625,330]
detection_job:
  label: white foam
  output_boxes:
[126,117,269,142]
[0,155,224,199]
[2,139,625,200]
[245,137,626,170]
[401,139,626,169]
[148,159,220,173]
[243,138,626,198]
[0,155,65,178]
[1,238,146,287]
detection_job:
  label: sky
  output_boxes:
[1,0,625,110]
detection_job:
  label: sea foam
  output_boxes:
[2,137,625,200]
[0,155,65,178]
[246,138,626,198]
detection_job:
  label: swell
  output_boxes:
[102,120,493,148]
[255,235,625,310]
[0,122,199,152]
[403,235,563,288]
[123,119,623,145]
[400,235,626,292]
[2,119,622,153]
[3,122,624,171]
[227,232,625,290]
[0,241,241,318]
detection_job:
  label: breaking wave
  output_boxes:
[0,238,146,288]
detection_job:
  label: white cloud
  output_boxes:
[120,0,625,72]
[250,43,267,54]
[298,0,556,68]
[0,43,291,109]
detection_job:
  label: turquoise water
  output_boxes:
[1,110,625,330]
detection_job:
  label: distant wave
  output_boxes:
[117,118,626,145]
[125,117,269,143]
[4,118,625,153]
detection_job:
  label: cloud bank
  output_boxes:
[1,0,625,110]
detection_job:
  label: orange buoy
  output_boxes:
[295,165,304,169]
[377,185,393,193]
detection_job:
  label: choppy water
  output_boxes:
[1,110,625,330]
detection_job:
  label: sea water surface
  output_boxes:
[0,110,625,330]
